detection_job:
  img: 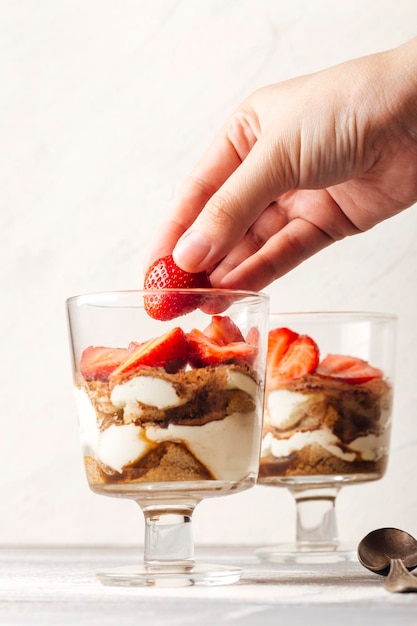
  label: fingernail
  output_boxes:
[173,230,212,270]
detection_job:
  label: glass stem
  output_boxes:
[291,487,340,548]
[140,504,196,571]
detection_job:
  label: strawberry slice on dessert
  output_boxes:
[80,346,132,382]
[246,326,260,347]
[128,340,145,351]
[266,327,319,389]
[187,328,257,367]
[110,327,189,381]
[267,327,299,365]
[202,315,245,345]
[316,354,383,384]
[143,254,211,320]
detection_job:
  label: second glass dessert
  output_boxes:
[257,311,396,564]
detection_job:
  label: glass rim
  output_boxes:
[66,288,270,306]
[268,310,397,321]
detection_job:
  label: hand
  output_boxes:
[146,38,417,291]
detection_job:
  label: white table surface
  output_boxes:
[1,546,416,625]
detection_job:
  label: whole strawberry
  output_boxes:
[144,255,211,320]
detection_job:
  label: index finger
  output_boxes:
[145,127,246,269]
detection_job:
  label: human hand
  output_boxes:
[146,38,417,291]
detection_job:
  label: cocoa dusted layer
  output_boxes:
[259,445,388,479]
[79,362,258,484]
[259,374,392,479]
[84,441,215,485]
[264,375,392,444]
[80,363,257,430]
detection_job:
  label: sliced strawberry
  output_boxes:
[316,354,383,384]
[202,315,245,345]
[187,329,257,367]
[144,254,211,320]
[266,328,319,389]
[266,327,299,387]
[80,346,132,382]
[246,326,260,347]
[110,327,189,381]
[128,340,145,351]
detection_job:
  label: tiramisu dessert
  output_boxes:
[74,314,262,494]
[259,327,393,483]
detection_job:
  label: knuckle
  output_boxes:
[246,226,266,253]
[205,192,242,230]
[187,175,217,199]
[261,250,282,282]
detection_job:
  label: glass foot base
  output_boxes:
[255,542,357,565]
[97,564,242,587]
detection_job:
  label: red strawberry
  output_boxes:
[110,327,189,381]
[128,340,145,351]
[316,354,383,384]
[266,327,319,389]
[268,327,299,361]
[144,255,211,320]
[266,327,299,387]
[202,315,245,345]
[187,329,257,367]
[80,346,132,382]
[246,326,260,347]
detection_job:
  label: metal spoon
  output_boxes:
[357,527,417,593]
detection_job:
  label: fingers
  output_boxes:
[145,123,249,270]
[143,175,218,270]
[146,97,293,275]
[215,216,334,292]
[208,201,287,284]
[172,134,295,273]
[209,188,355,290]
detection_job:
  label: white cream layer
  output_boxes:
[265,389,323,429]
[110,369,258,420]
[110,376,186,419]
[263,387,390,462]
[261,427,390,462]
[145,411,260,480]
[75,368,260,479]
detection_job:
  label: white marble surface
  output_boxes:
[1,0,417,548]
[1,546,417,625]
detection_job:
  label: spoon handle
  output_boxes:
[383,558,417,593]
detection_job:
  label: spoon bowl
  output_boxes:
[358,527,417,575]
[358,528,417,593]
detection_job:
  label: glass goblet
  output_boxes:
[256,311,396,564]
[66,289,269,586]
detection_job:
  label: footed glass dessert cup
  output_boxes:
[256,311,396,564]
[66,289,269,586]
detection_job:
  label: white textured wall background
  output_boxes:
[1,0,417,546]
